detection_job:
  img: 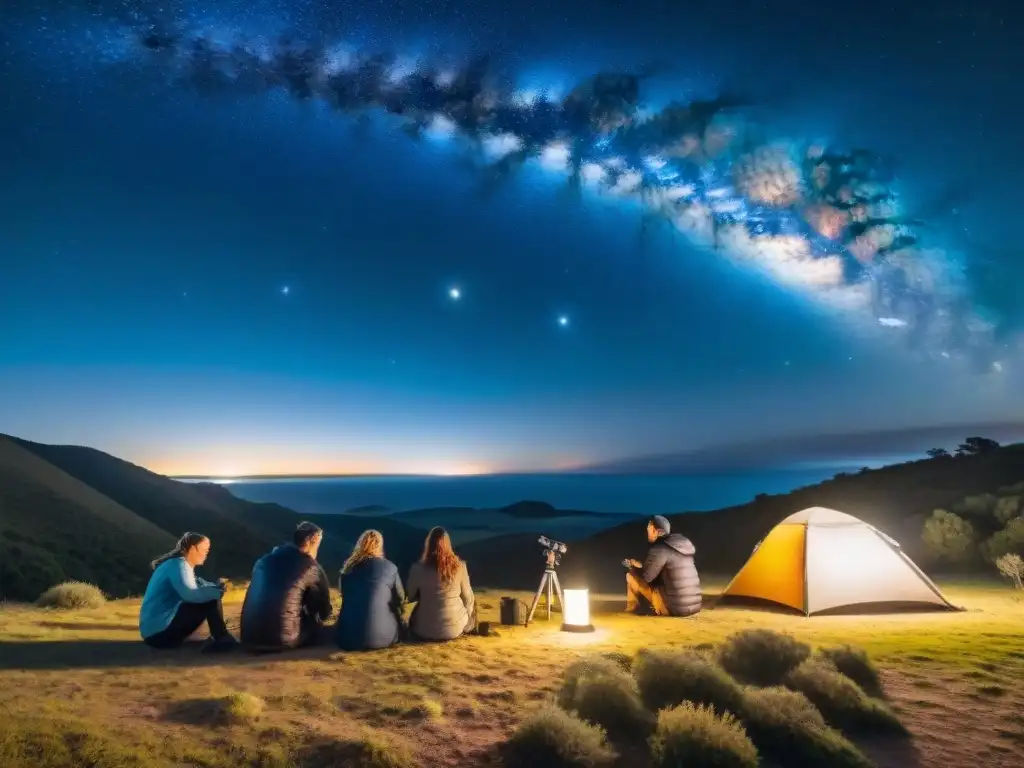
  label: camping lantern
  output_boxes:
[561,589,595,633]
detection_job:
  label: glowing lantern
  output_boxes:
[561,589,594,633]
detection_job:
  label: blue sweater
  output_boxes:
[139,557,222,639]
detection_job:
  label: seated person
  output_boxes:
[406,527,476,641]
[240,521,332,651]
[139,532,238,652]
[625,515,701,617]
[334,530,406,651]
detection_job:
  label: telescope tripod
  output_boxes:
[525,565,565,626]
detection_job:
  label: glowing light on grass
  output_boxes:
[561,589,594,633]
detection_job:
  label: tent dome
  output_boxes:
[721,507,956,615]
[778,506,862,526]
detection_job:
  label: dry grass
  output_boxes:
[0,582,1022,767]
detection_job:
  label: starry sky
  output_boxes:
[1,0,1022,476]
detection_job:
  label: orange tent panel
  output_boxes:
[723,522,806,612]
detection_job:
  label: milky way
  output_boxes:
[8,4,1010,375]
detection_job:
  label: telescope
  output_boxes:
[526,535,569,626]
[540,536,565,557]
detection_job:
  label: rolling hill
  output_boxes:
[0,435,426,601]
[3,433,1022,603]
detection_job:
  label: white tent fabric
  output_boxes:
[803,517,952,614]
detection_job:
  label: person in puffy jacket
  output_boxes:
[625,515,701,617]
[240,522,332,651]
[407,527,476,641]
[334,529,406,651]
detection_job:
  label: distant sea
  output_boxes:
[179,467,857,517]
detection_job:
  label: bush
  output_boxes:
[785,659,906,736]
[297,734,414,768]
[558,655,653,740]
[35,581,106,610]
[599,651,634,672]
[922,510,977,565]
[818,645,884,698]
[921,512,974,565]
[718,629,810,686]
[218,692,265,725]
[634,649,745,715]
[503,706,615,767]
[740,687,873,768]
[994,496,1021,524]
[983,518,1024,562]
[559,656,635,709]
[649,703,758,768]
[995,554,1024,589]
[563,675,655,742]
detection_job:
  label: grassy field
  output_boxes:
[1,580,1022,767]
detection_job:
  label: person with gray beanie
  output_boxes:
[625,515,702,617]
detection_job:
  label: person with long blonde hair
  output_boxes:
[334,529,406,651]
[406,526,476,641]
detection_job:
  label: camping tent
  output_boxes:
[720,506,956,615]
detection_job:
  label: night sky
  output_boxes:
[1,0,1022,476]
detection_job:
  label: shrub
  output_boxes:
[983,518,1024,562]
[559,656,635,710]
[921,512,974,565]
[297,734,414,768]
[564,675,655,742]
[740,687,873,768]
[785,659,906,736]
[649,703,758,768]
[994,496,1022,525]
[718,629,810,686]
[219,692,265,725]
[922,510,977,565]
[818,645,884,698]
[634,649,745,715]
[600,651,634,672]
[995,554,1024,589]
[35,581,106,610]
[503,706,615,767]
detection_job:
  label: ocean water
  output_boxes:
[206,467,853,518]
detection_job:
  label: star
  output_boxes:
[449,287,461,300]
[281,285,291,296]
[558,315,569,327]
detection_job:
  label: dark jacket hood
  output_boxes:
[662,533,695,557]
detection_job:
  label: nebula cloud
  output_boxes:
[10,7,1010,375]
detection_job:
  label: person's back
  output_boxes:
[407,559,474,641]
[649,533,702,617]
[241,542,332,650]
[336,556,404,651]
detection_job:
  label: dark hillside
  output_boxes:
[462,444,1024,592]
[0,437,175,600]
[4,435,425,591]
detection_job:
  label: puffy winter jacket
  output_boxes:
[407,560,475,641]
[240,544,332,650]
[641,533,702,617]
[335,557,405,651]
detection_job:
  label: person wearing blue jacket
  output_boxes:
[139,532,238,652]
[334,529,405,651]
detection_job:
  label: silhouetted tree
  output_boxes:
[994,495,1022,525]
[955,436,1000,457]
[995,554,1024,589]
[982,518,1024,562]
[921,510,976,565]
[926,448,952,459]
